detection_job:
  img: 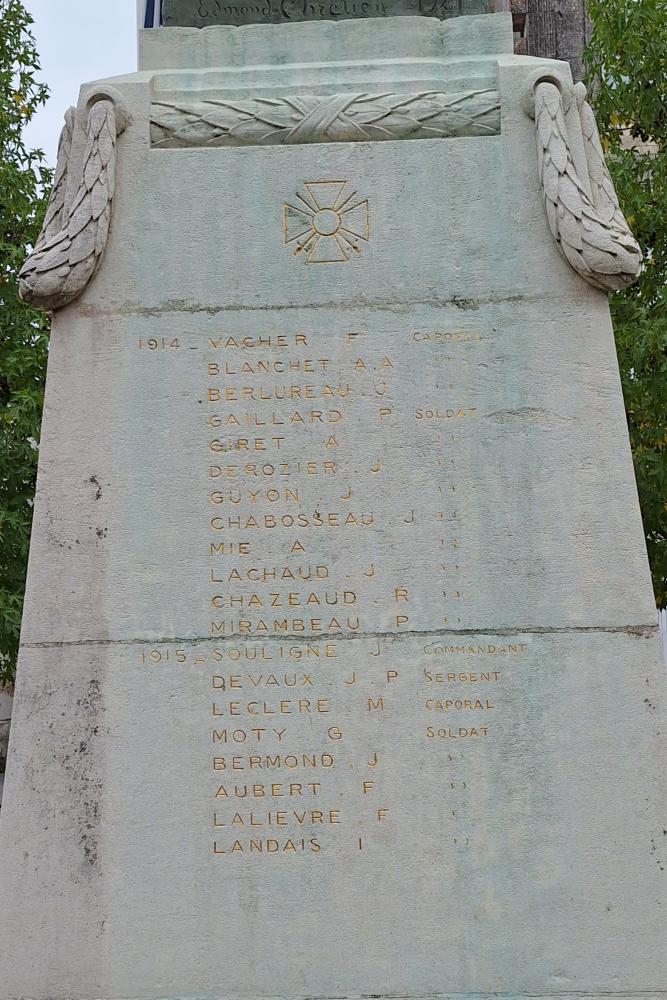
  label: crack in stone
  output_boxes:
[20,623,659,651]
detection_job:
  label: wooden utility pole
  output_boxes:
[511,0,590,81]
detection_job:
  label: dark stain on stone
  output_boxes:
[44,508,74,552]
[88,476,103,501]
[59,677,105,873]
[485,406,573,427]
[451,296,480,311]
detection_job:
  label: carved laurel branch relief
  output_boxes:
[19,95,128,312]
[150,89,501,147]
[533,79,642,293]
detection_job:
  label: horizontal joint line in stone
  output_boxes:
[20,624,660,651]
[76,292,543,319]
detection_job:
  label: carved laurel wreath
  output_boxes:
[19,97,127,312]
[150,90,502,146]
[533,79,642,293]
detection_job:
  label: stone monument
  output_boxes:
[1,5,665,1000]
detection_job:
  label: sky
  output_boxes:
[24,0,139,166]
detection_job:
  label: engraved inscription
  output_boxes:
[131,317,528,861]
[163,0,491,28]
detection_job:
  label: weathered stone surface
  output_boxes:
[0,13,665,1000]
[150,89,502,146]
[163,0,491,28]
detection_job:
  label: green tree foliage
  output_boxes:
[0,0,51,684]
[586,0,667,607]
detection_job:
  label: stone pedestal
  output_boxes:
[1,13,665,1000]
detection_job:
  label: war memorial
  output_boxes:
[0,2,665,998]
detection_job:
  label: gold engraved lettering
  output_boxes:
[215,782,321,799]
[423,642,526,657]
[209,488,301,505]
[212,753,335,771]
[210,616,360,637]
[214,698,330,717]
[425,699,494,711]
[211,383,350,402]
[211,512,373,531]
[225,565,328,583]
[426,726,490,739]
[211,436,286,454]
[209,542,251,556]
[214,809,340,828]
[415,407,478,421]
[211,590,356,610]
[423,669,502,682]
[212,409,344,428]
[208,335,308,350]
[213,672,314,690]
[212,728,287,743]
[209,359,332,376]
[213,837,321,855]
[412,330,482,344]
[209,461,337,479]
[208,643,336,663]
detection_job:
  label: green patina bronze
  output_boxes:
[162,0,491,28]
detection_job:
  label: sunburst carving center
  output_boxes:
[313,209,341,236]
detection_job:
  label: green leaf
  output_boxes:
[586,0,667,607]
[0,0,52,684]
